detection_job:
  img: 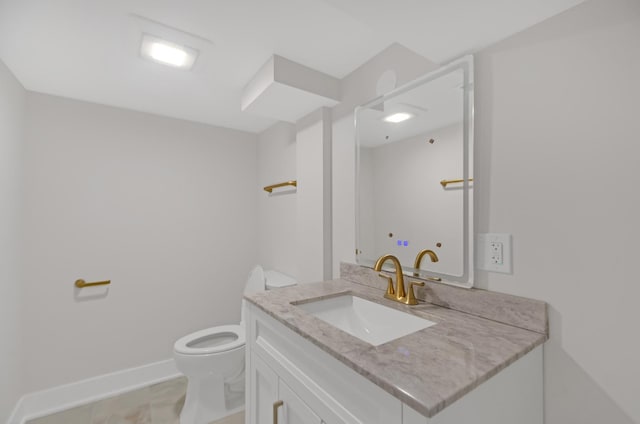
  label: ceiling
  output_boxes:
[0,0,585,134]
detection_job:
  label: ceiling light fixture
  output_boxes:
[383,112,414,123]
[140,34,198,70]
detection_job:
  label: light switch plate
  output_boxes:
[477,233,512,274]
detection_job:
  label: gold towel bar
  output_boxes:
[75,279,111,288]
[263,180,297,193]
[440,178,474,188]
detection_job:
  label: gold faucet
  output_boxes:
[373,254,424,305]
[413,249,439,277]
[374,254,406,301]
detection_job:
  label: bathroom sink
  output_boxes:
[295,295,436,346]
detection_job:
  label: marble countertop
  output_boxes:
[245,278,547,418]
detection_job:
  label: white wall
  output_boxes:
[21,93,258,393]
[0,59,25,422]
[257,109,333,283]
[473,0,640,422]
[296,108,332,282]
[257,122,297,277]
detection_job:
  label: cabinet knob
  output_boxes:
[273,400,284,424]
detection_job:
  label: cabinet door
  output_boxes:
[277,380,322,424]
[250,354,279,424]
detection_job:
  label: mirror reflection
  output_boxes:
[356,57,474,287]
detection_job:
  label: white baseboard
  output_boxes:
[7,359,180,424]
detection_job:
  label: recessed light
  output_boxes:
[383,112,414,123]
[140,34,198,70]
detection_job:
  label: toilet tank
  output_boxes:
[264,269,297,290]
[241,267,296,326]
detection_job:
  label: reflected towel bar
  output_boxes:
[440,178,474,188]
[75,279,111,288]
[263,180,297,193]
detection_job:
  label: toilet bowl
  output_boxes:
[173,265,296,424]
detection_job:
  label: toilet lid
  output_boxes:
[264,270,297,289]
[174,325,245,355]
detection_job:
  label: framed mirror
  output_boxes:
[355,56,474,288]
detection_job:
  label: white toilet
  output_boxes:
[173,265,296,424]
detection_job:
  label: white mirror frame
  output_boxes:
[355,55,474,288]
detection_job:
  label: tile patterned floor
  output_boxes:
[26,377,244,424]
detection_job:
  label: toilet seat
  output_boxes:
[172,266,298,424]
[174,325,245,355]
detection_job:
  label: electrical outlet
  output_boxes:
[490,242,503,264]
[477,233,512,274]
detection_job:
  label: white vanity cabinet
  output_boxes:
[249,353,321,424]
[245,303,401,424]
[245,302,543,424]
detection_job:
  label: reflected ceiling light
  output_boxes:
[383,112,414,123]
[140,34,198,70]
